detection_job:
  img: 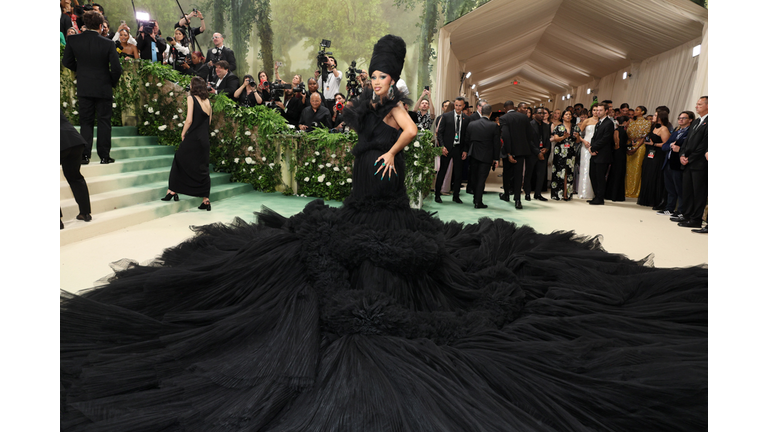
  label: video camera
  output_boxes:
[135,12,155,36]
[316,39,333,82]
[345,60,363,98]
[293,82,306,96]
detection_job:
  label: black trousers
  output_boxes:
[79,96,113,160]
[589,161,609,203]
[533,156,548,196]
[501,154,533,201]
[680,167,708,224]
[664,167,684,213]
[435,146,464,198]
[470,158,492,204]
[61,144,91,215]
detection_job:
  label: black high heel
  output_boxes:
[161,192,179,201]
[198,201,211,211]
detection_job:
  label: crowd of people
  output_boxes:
[59,3,708,234]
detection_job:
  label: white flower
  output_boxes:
[250,168,255,173]
[346,178,352,183]
[158,125,167,131]
[153,99,157,102]
[173,115,178,120]
[311,158,316,163]
[288,124,295,129]
[221,160,225,164]
[168,92,174,96]
[326,182,331,186]
[63,102,68,108]
[333,167,340,172]
[318,174,326,182]
[404,146,409,151]
[330,154,336,158]
[177,123,183,127]
[247,146,254,152]
[245,157,254,164]
[214,129,219,133]
[245,130,252,136]
[144,121,149,125]
[262,157,267,162]
[156,82,162,87]
[112,103,117,108]
[304,177,310,182]
[314,151,320,156]
[414,161,418,166]
[234,158,240,163]
[155,111,160,115]
[145,82,150,87]
[259,176,263,180]
[73,79,77,84]
[211,132,216,137]
[178,108,183,113]
[414,142,421,148]
[147,107,154,113]
[72,111,78,115]
[268,163,275,168]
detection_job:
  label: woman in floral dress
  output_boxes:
[550,110,583,200]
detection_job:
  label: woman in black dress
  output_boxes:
[605,115,631,201]
[160,76,212,210]
[61,36,706,432]
[637,110,671,207]
[233,74,263,107]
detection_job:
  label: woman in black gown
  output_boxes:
[637,110,671,208]
[160,76,212,210]
[605,115,630,201]
[61,35,707,432]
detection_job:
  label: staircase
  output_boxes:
[60,126,254,246]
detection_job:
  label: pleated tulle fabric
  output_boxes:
[61,89,707,432]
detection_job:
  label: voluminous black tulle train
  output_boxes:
[61,88,707,432]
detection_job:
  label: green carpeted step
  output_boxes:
[73,126,138,136]
[62,155,176,181]
[86,144,175,160]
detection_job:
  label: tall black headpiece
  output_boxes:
[368,35,406,84]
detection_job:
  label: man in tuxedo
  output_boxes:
[465,104,500,208]
[210,61,239,99]
[672,97,708,230]
[60,109,92,227]
[658,111,693,217]
[206,33,237,82]
[530,107,551,201]
[498,101,537,209]
[435,97,470,204]
[584,103,613,205]
[136,20,166,62]
[62,10,122,165]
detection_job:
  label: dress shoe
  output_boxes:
[434,195,442,203]
[76,213,92,222]
[499,193,510,202]
[652,204,666,211]
[161,192,179,201]
[81,155,90,165]
[588,200,604,205]
[534,195,548,202]
[474,203,488,209]
[452,197,463,204]
[678,220,701,228]
[515,200,523,209]
[692,226,708,234]
[670,216,687,223]
[100,157,115,164]
[525,194,531,201]
[198,201,211,211]
[61,220,64,230]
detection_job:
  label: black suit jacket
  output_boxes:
[436,111,470,152]
[213,72,239,100]
[60,109,88,151]
[466,117,501,164]
[62,31,122,99]
[136,32,167,61]
[589,117,614,164]
[205,46,237,72]
[299,105,332,131]
[498,110,536,157]
[530,119,551,155]
[680,116,708,170]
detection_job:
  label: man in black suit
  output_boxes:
[435,97,470,204]
[498,101,537,209]
[206,33,237,82]
[62,10,122,165]
[210,61,239,100]
[584,103,614,205]
[530,107,551,201]
[672,96,708,230]
[299,93,332,132]
[136,20,166,62]
[465,104,500,208]
[60,109,92,227]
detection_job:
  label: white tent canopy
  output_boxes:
[435,0,707,119]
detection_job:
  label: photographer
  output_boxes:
[314,55,342,112]
[414,88,435,131]
[234,75,263,108]
[331,93,346,131]
[179,51,209,79]
[206,33,236,82]
[210,60,239,100]
[299,92,332,132]
[136,20,166,62]
[175,9,205,51]
[164,28,190,73]
[275,75,305,127]
[255,71,272,103]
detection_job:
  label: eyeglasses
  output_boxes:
[677,117,689,120]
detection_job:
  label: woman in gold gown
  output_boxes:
[625,106,651,198]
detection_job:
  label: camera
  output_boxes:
[248,79,257,88]
[166,36,173,42]
[316,39,334,82]
[335,102,344,112]
[345,60,363,98]
[140,20,155,35]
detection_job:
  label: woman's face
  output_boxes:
[419,100,429,111]
[67,27,77,37]
[543,110,550,121]
[562,111,572,122]
[292,75,301,85]
[370,70,393,99]
[259,72,268,82]
[191,53,201,64]
[119,30,129,43]
[175,29,184,41]
[652,112,658,124]
[553,110,561,121]
[308,79,318,92]
[635,107,644,118]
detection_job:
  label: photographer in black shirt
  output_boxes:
[234,75,263,108]
[331,93,346,131]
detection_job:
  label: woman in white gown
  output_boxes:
[576,108,598,199]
